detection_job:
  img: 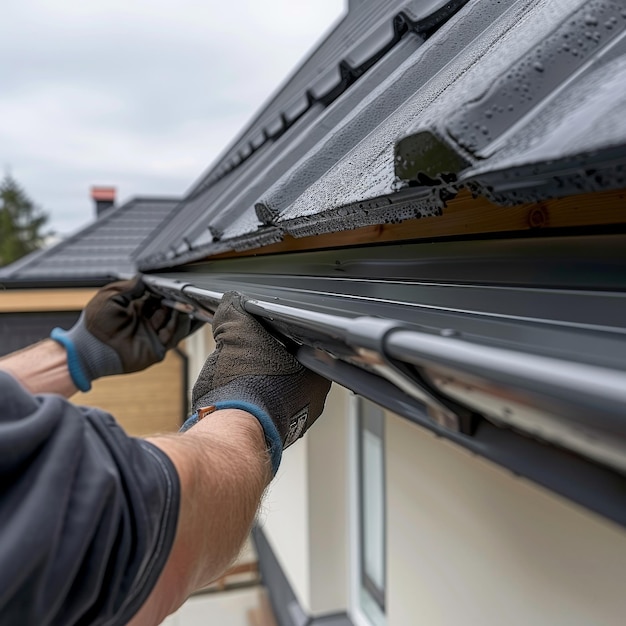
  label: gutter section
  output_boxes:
[142,264,626,527]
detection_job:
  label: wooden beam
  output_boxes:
[0,289,97,313]
[199,187,626,261]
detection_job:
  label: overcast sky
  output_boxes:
[0,0,344,235]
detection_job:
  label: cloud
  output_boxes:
[0,0,344,233]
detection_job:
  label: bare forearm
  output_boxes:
[160,411,270,589]
[0,340,77,397]
[131,410,271,624]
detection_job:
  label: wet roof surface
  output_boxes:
[25,1,626,272]
[137,0,625,269]
[140,0,624,269]
[0,197,180,284]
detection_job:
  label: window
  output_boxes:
[351,395,386,626]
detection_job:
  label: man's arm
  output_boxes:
[129,410,271,625]
[0,339,77,397]
[0,276,195,399]
[0,343,270,625]
[0,285,329,625]
[130,291,332,624]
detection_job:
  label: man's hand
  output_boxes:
[185,291,331,474]
[51,277,200,391]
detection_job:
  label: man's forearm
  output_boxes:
[130,409,271,625]
[0,340,77,397]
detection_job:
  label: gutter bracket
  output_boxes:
[345,317,479,433]
[142,275,215,322]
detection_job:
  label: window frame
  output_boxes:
[349,393,387,626]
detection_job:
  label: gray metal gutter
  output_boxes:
[142,235,626,526]
[252,526,354,626]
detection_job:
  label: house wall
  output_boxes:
[386,412,626,626]
[74,349,187,436]
[0,288,97,312]
[307,384,349,614]
[260,383,350,616]
[261,434,311,610]
[256,383,626,625]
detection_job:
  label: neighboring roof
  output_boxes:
[138,0,626,270]
[0,197,180,287]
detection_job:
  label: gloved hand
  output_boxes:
[51,277,199,392]
[183,291,331,475]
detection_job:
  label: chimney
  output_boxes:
[91,186,116,217]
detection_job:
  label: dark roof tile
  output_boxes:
[0,197,180,284]
[131,0,625,270]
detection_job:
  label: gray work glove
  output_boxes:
[51,277,200,391]
[184,291,331,475]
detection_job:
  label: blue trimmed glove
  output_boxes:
[51,277,199,391]
[181,291,331,475]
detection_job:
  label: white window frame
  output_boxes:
[348,393,387,626]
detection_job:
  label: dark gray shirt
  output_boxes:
[0,372,180,625]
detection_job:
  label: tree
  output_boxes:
[0,174,51,267]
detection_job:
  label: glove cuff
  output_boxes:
[51,313,123,391]
[180,400,283,475]
[50,327,92,392]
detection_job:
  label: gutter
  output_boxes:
[140,236,626,526]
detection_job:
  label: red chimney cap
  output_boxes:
[91,186,116,202]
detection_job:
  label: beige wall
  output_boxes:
[386,412,626,626]
[261,432,311,609]
[307,384,349,615]
[261,384,626,625]
[261,383,350,616]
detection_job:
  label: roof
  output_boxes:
[137,0,626,271]
[138,0,626,526]
[0,197,180,287]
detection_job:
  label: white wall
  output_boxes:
[386,412,626,626]
[183,324,214,386]
[260,383,350,615]
[261,432,312,610]
[307,384,349,615]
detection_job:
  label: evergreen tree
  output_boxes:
[0,174,51,267]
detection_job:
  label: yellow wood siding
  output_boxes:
[0,289,97,312]
[73,350,187,436]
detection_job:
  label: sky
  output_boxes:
[0,0,345,236]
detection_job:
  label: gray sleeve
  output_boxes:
[0,371,181,626]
